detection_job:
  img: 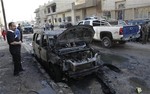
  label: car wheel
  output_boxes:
[101,36,112,48]
[49,64,62,82]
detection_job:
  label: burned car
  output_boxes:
[32,25,101,82]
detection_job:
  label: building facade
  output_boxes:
[74,0,102,23]
[34,0,150,26]
[48,0,75,26]
[34,0,101,26]
[102,0,150,20]
[34,4,47,27]
[35,0,75,26]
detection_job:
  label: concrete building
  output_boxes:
[102,0,150,20]
[74,0,102,23]
[34,0,76,26]
[46,0,76,26]
[34,4,47,27]
[34,0,150,26]
[34,0,102,26]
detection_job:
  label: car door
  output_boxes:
[34,33,41,59]
[40,34,48,62]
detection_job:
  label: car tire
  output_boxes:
[101,36,112,48]
[49,64,62,82]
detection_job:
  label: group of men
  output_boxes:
[43,22,54,31]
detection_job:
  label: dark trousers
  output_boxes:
[9,46,23,75]
[142,34,148,44]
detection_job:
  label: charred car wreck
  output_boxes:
[32,25,101,82]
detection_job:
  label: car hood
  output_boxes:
[56,25,94,43]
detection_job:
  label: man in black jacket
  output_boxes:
[6,22,24,76]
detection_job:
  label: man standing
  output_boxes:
[17,23,23,42]
[2,29,6,41]
[45,21,50,30]
[6,22,24,76]
[141,22,149,44]
[50,23,54,31]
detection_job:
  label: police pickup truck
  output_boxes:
[78,19,140,48]
[22,23,34,33]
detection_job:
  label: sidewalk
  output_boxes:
[0,41,56,94]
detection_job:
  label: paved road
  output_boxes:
[92,41,150,94]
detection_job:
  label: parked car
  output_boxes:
[59,22,73,28]
[78,19,140,48]
[22,23,34,33]
[32,25,101,82]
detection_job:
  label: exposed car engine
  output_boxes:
[54,43,99,73]
[62,50,93,61]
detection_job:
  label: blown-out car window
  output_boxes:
[41,35,47,47]
[48,36,55,46]
[33,33,36,41]
[36,34,41,45]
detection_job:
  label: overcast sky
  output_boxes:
[2,0,51,22]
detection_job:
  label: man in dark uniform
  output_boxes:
[147,22,150,42]
[17,23,23,42]
[6,22,24,76]
[141,22,149,44]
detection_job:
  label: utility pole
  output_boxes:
[1,0,7,30]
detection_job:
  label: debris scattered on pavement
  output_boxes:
[136,87,142,94]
